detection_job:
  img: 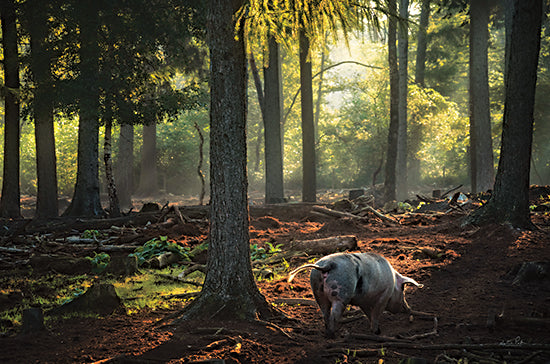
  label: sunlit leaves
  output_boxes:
[238,0,385,55]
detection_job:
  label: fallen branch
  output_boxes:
[361,342,550,351]
[441,184,463,199]
[160,292,200,300]
[359,205,400,225]
[325,347,381,357]
[398,317,438,340]
[350,333,411,343]
[251,251,306,266]
[173,206,190,224]
[312,206,366,221]
[0,246,30,253]
[255,319,294,340]
[155,273,203,287]
[272,298,317,306]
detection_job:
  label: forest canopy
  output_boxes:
[0,0,549,208]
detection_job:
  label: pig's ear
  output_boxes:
[396,273,424,288]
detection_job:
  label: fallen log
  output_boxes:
[288,235,358,255]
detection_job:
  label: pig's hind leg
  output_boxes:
[311,270,333,336]
[326,300,346,338]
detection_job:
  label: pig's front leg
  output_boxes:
[366,295,390,334]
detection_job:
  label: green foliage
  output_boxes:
[85,252,111,274]
[81,229,104,239]
[114,267,203,314]
[129,236,190,267]
[0,273,95,332]
[250,242,283,261]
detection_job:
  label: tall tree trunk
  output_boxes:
[29,0,58,219]
[193,122,206,205]
[396,0,409,201]
[248,52,264,175]
[384,0,399,203]
[299,30,316,202]
[179,0,274,321]
[466,0,542,229]
[263,36,285,204]
[314,38,327,143]
[415,0,430,87]
[116,123,134,209]
[103,110,120,218]
[63,3,103,217]
[137,123,158,196]
[409,0,430,188]
[0,0,21,218]
[469,0,494,193]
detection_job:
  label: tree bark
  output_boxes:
[384,0,399,203]
[179,0,274,321]
[396,0,409,201]
[264,36,285,204]
[0,0,22,218]
[29,0,58,219]
[465,0,542,229]
[415,0,430,87]
[300,30,317,203]
[469,0,494,193]
[137,123,158,196]
[104,113,121,217]
[193,122,206,205]
[63,2,103,217]
[116,123,134,209]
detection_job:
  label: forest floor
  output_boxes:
[0,188,550,363]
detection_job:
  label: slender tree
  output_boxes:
[0,0,22,218]
[299,30,317,203]
[263,35,285,204]
[409,0,431,187]
[116,124,135,209]
[179,0,275,321]
[396,0,409,201]
[103,98,120,218]
[384,0,399,203]
[465,0,542,229]
[415,0,430,87]
[469,0,494,193]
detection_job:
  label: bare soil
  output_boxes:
[1,194,549,363]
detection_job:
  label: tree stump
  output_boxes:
[20,307,46,335]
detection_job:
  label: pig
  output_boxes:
[287,252,423,338]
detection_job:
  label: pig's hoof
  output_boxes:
[325,330,336,339]
[374,328,381,335]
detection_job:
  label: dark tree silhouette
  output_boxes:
[465,0,542,229]
[0,0,22,219]
[263,36,285,204]
[26,0,59,218]
[300,30,317,203]
[384,0,399,203]
[63,1,103,217]
[178,0,275,321]
[469,0,494,193]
